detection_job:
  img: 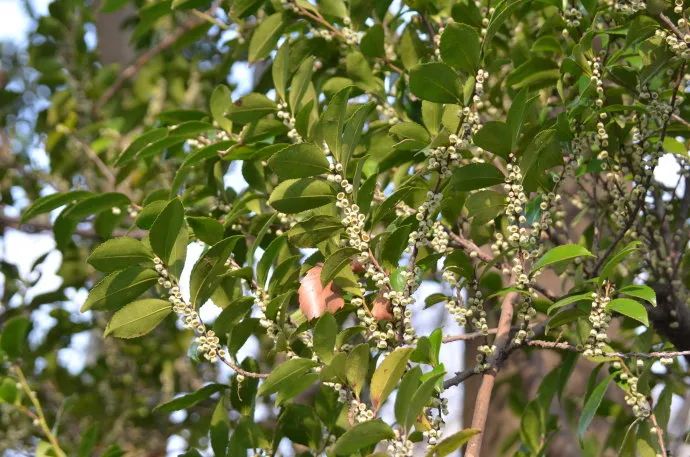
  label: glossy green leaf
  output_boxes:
[154,384,228,413]
[268,143,330,179]
[425,428,481,457]
[439,23,481,74]
[618,284,656,306]
[1,316,31,358]
[104,299,172,338]
[333,420,394,455]
[82,267,158,312]
[21,190,92,222]
[409,62,461,103]
[149,198,188,277]
[451,163,504,191]
[578,372,616,440]
[248,13,284,62]
[87,237,154,272]
[257,357,316,396]
[606,298,649,326]
[320,247,359,286]
[268,178,336,213]
[190,236,240,308]
[532,244,594,271]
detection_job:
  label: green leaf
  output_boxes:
[104,299,172,338]
[187,216,224,245]
[115,127,169,166]
[21,190,92,222]
[150,198,188,277]
[578,372,616,440]
[210,397,230,456]
[257,357,316,396]
[606,298,649,326]
[273,42,290,101]
[289,56,315,113]
[506,88,533,148]
[599,241,641,280]
[268,143,330,179]
[0,377,19,404]
[287,215,344,248]
[425,429,481,457]
[439,23,480,74]
[473,121,512,159]
[53,192,131,247]
[532,244,594,271]
[346,343,370,397]
[506,57,559,89]
[82,267,159,312]
[333,420,395,455]
[341,102,375,171]
[1,316,31,358]
[409,62,461,103]
[370,347,414,410]
[465,190,505,225]
[395,366,422,424]
[405,371,445,429]
[451,163,504,191]
[360,24,384,58]
[314,314,337,363]
[248,12,284,62]
[190,236,240,308]
[268,178,336,213]
[321,247,359,286]
[227,93,277,124]
[546,292,592,315]
[618,284,656,306]
[87,238,154,272]
[210,84,232,132]
[154,384,228,413]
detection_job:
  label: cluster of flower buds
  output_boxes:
[350,399,375,423]
[407,192,443,253]
[188,130,232,149]
[422,408,445,446]
[323,381,349,403]
[479,7,495,37]
[475,344,496,372]
[446,285,488,334]
[386,429,415,457]
[503,157,530,248]
[424,145,460,177]
[354,296,396,349]
[655,21,690,59]
[383,289,416,343]
[562,5,583,31]
[154,256,223,362]
[340,17,361,46]
[619,372,651,418]
[512,297,536,345]
[474,69,489,98]
[376,103,400,125]
[274,212,297,235]
[583,286,613,357]
[612,0,646,14]
[276,100,302,142]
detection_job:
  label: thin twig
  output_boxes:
[13,366,67,457]
[219,354,269,379]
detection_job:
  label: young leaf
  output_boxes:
[409,62,461,103]
[82,267,159,312]
[439,23,481,74]
[268,143,330,179]
[606,298,649,326]
[104,299,172,338]
[332,420,395,455]
[87,238,154,272]
[189,236,240,308]
[370,347,414,410]
[532,244,594,272]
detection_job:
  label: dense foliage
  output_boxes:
[1,0,690,455]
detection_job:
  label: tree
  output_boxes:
[1,0,690,455]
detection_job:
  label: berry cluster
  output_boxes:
[583,286,613,357]
[154,257,223,362]
[276,100,302,142]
